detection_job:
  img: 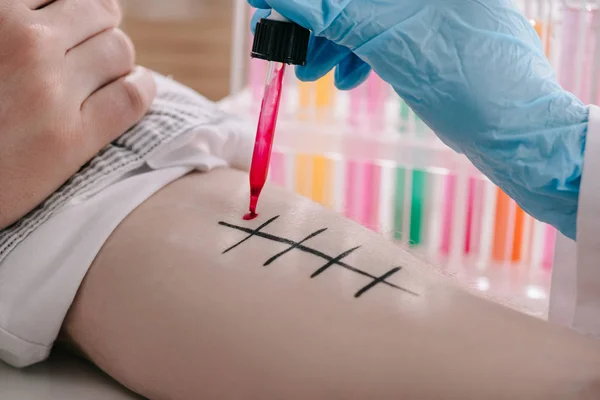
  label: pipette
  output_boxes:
[245,11,310,220]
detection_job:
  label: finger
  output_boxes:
[264,0,342,34]
[41,0,121,49]
[81,67,156,156]
[334,54,371,90]
[247,0,269,9]
[67,28,135,103]
[295,35,350,81]
[250,8,270,33]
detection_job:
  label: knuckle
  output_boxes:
[109,29,135,65]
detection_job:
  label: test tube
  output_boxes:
[378,162,398,240]
[345,160,360,221]
[268,151,287,187]
[464,177,476,255]
[441,175,456,255]
[366,73,388,130]
[543,225,557,269]
[311,155,333,207]
[477,179,498,268]
[492,189,512,263]
[410,170,427,246]
[424,171,446,259]
[511,207,527,262]
[466,176,485,257]
[294,154,313,199]
[559,0,598,103]
[529,218,548,269]
[393,167,407,242]
[294,79,312,197]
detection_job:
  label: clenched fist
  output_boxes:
[0,0,156,229]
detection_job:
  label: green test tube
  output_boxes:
[409,170,427,246]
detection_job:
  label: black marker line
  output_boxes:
[263,228,328,266]
[354,267,402,298]
[221,216,280,254]
[219,220,418,297]
[311,246,361,278]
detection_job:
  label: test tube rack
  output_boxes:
[223,0,600,317]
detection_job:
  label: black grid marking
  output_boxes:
[311,246,361,278]
[218,216,418,298]
[264,228,328,266]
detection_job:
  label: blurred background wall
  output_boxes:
[122,0,235,101]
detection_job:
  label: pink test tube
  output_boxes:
[441,175,456,255]
[343,73,388,231]
[559,4,599,103]
[344,161,359,221]
[362,163,381,230]
[366,73,387,130]
[543,225,557,270]
[467,177,484,257]
[345,159,380,229]
[268,151,287,187]
[464,177,477,254]
[345,83,362,223]
[362,74,385,229]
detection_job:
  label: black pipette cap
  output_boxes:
[251,17,310,66]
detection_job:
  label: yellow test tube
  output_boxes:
[311,155,332,207]
[315,71,336,120]
[311,72,336,205]
[295,153,312,198]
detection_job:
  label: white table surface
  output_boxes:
[0,351,141,399]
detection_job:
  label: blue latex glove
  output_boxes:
[248,0,588,240]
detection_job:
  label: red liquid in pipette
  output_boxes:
[246,63,286,219]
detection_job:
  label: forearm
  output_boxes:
[62,168,600,400]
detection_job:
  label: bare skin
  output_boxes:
[62,168,600,400]
[0,0,156,229]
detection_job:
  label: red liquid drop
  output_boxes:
[243,212,258,221]
[243,194,260,220]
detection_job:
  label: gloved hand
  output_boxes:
[248,0,588,240]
